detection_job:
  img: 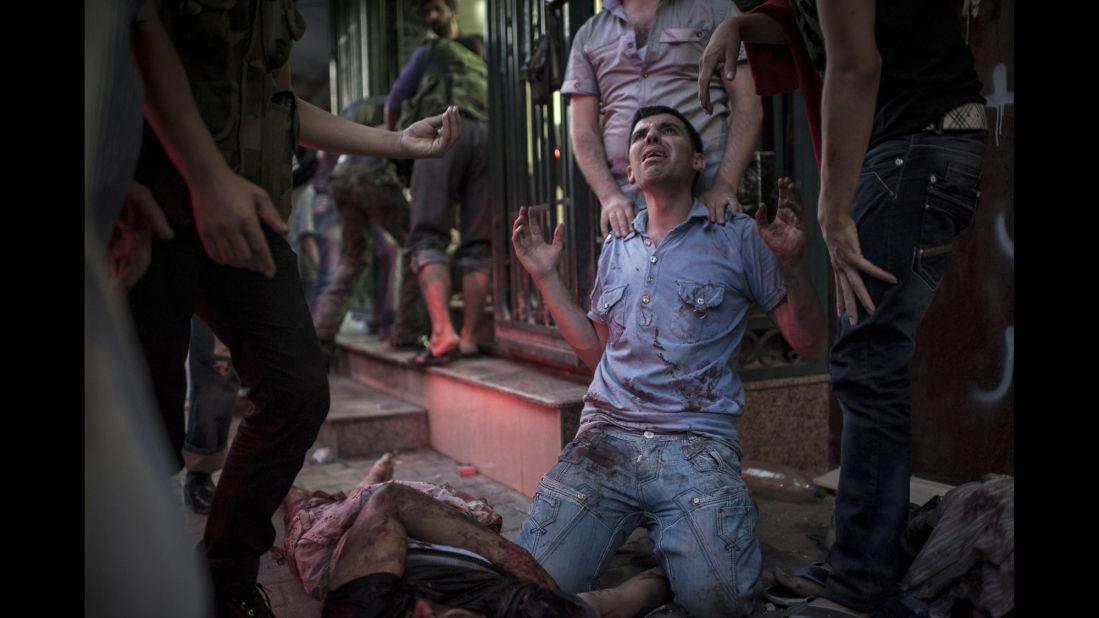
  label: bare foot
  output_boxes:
[366,452,396,484]
[578,567,671,618]
[458,338,479,356]
[429,332,461,357]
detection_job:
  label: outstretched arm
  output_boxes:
[296,97,461,160]
[329,482,558,592]
[281,64,461,160]
[757,178,827,359]
[512,207,607,370]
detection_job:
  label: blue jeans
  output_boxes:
[822,130,987,611]
[517,425,761,617]
[183,317,239,473]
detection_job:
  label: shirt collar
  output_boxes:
[624,199,711,240]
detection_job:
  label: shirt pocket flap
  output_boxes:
[659,27,709,44]
[596,284,628,317]
[676,281,725,310]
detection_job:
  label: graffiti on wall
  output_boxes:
[971,210,1013,406]
[984,63,1014,147]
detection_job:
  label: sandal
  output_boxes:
[414,346,460,367]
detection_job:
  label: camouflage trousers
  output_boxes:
[313,162,427,344]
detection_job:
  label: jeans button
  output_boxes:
[643,430,654,439]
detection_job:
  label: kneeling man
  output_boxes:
[512,106,826,617]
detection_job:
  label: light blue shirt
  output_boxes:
[582,200,786,443]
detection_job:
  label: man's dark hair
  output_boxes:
[630,106,705,191]
[630,106,704,154]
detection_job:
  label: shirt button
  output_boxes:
[646,276,653,283]
[641,295,650,304]
[894,158,904,166]
[604,302,610,309]
[642,72,649,78]
[644,238,652,246]
[650,256,658,264]
[643,430,654,439]
[696,297,705,305]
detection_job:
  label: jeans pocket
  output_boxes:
[913,159,982,290]
[524,489,561,535]
[858,148,908,202]
[717,493,762,604]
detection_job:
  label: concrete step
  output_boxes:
[312,375,429,459]
[335,334,590,497]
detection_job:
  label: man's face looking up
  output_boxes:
[626,113,705,190]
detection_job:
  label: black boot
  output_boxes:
[183,471,216,515]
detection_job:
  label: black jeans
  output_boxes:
[821,130,987,611]
[129,225,330,588]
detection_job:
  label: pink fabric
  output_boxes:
[283,480,502,600]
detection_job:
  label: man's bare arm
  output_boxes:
[571,95,636,238]
[757,178,827,359]
[296,97,461,160]
[279,65,461,160]
[699,64,763,222]
[817,0,897,325]
[512,207,607,370]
